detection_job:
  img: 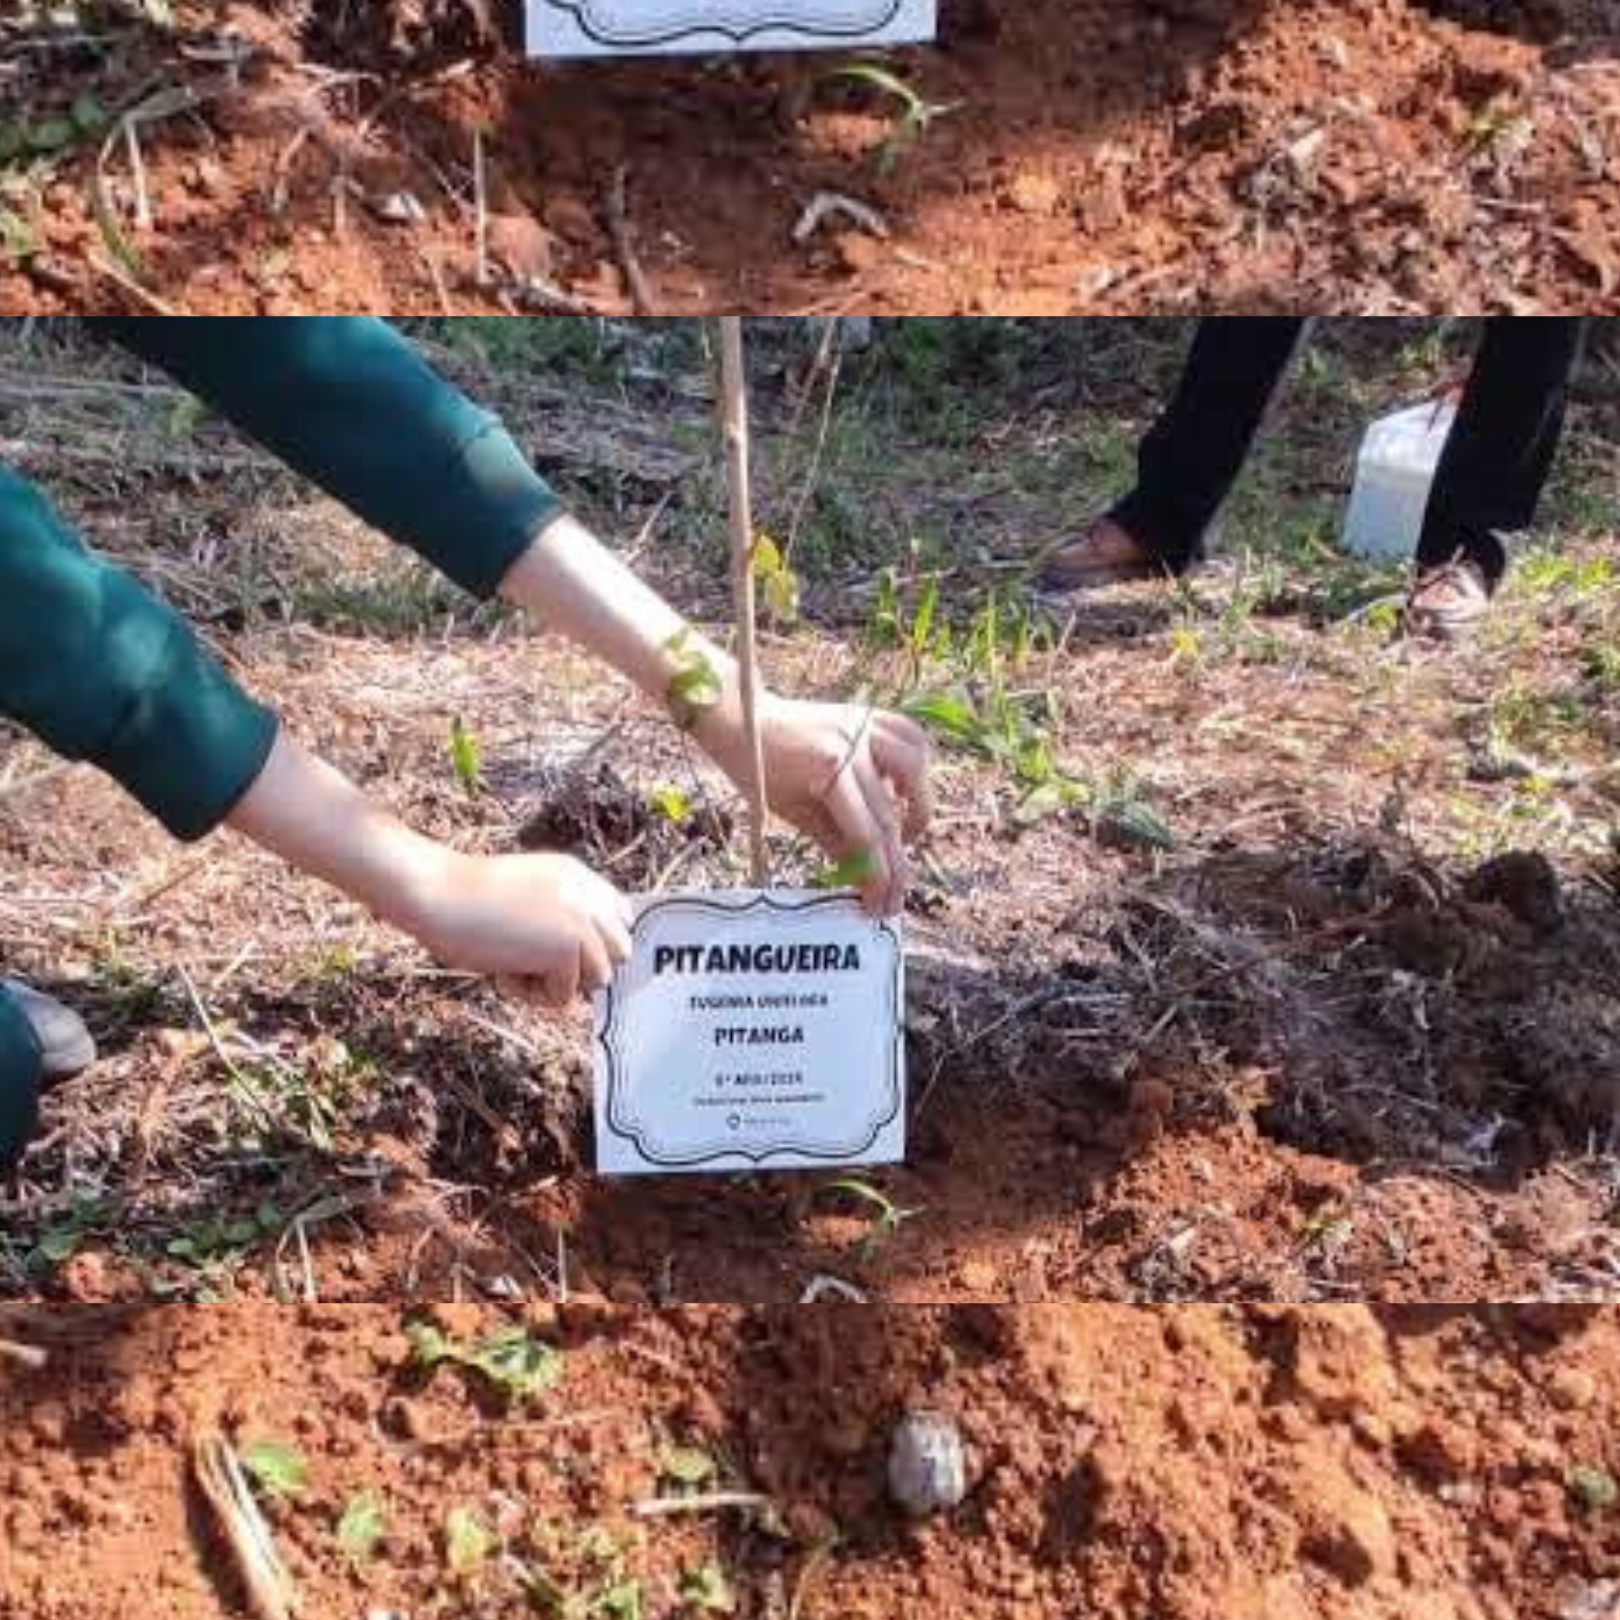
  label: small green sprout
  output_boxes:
[825,63,961,171]
[664,630,723,729]
[450,716,484,796]
[657,1442,719,1488]
[679,1562,737,1614]
[405,1318,564,1402]
[817,1177,924,1258]
[1570,1464,1618,1513]
[650,784,694,826]
[240,1439,310,1503]
[445,1505,498,1578]
[336,1489,388,1561]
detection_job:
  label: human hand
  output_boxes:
[703,695,931,916]
[402,849,634,1010]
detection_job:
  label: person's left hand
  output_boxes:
[703,695,932,916]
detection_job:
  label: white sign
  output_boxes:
[527,0,936,57]
[593,888,905,1174]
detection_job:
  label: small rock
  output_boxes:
[888,1410,970,1517]
[1549,1367,1598,1412]
[372,191,427,226]
[1008,171,1063,215]
[1302,1471,1397,1586]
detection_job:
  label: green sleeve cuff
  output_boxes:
[0,467,280,842]
[90,316,566,600]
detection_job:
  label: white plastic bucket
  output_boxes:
[1341,400,1458,561]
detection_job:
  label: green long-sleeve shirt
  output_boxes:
[0,317,564,840]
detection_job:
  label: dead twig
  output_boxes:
[607,165,656,316]
[191,1434,297,1620]
[0,1338,49,1370]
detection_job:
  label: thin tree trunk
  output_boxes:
[718,317,771,888]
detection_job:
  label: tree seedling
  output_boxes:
[817,1177,923,1259]
[405,1318,564,1402]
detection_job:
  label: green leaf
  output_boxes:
[868,568,900,648]
[70,94,108,133]
[1011,780,1074,828]
[909,577,939,657]
[650,785,693,826]
[241,1439,310,1502]
[469,1324,564,1400]
[753,532,800,624]
[336,1490,388,1560]
[450,716,483,795]
[600,1582,645,1620]
[27,118,77,154]
[762,565,801,625]
[826,63,927,119]
[35,1225,84,1265]
[658,1443,718,1487]
[668,662,722,713]
[664,630,723,726]
[902,690,982,746]
[679,1562,737,1614]
[405,1318,563,1402]
[1097,798,1175,852]
[753,532,785,578]
[811,848,878,891]
[1570,1464,1619,1513]
[445,1505,497,1578]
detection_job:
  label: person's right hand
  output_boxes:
[403,849,634,1010]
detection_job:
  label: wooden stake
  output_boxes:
[718,317,771,889]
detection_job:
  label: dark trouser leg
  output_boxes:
[1418,317,1586,588]
[1111,317,1310,573]
[0,986,44,1175]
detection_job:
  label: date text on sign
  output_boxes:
[593,889,905,1175]
[527,0,936,57]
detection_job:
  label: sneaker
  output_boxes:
[1036,517,1175,597]
[1,981,96,1082]
[1403,556,1493,642]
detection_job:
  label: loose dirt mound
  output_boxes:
[2,0,1616,313]
[1128,838,1620,1166]
[2,1305,1619,1620]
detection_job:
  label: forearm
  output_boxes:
[223,731,447,936]
[498,513,753,752]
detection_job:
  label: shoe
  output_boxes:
[1403,556,1493,642]
[1,981,96,1082]
[1035,516,1175,597]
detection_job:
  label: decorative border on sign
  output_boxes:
[596,891,904,1168]
[540,0,902,47]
